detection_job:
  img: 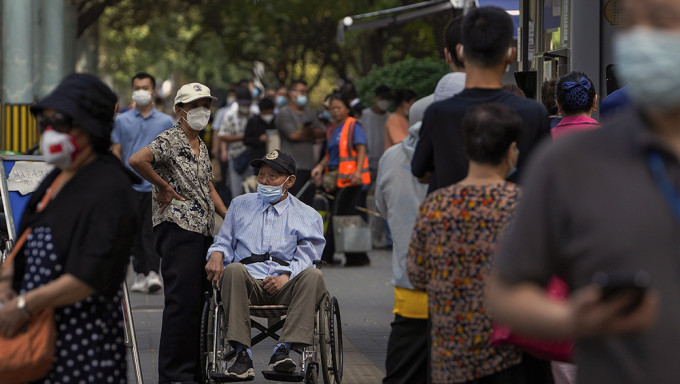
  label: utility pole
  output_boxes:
[2,0,36,153]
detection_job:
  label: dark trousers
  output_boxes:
[462,353,555,384]
[383,315,428,384]
[155,222,212,384]
[131,191,160,274]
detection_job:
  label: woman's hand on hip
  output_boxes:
[157,184,185,213]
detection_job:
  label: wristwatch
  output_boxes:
[16,294,31,317]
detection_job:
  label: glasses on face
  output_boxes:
[292,88,308,95]
[38,112,73,133]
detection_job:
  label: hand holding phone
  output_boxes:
[592,271,650,314]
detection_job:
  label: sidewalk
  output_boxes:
[125,250,394,383]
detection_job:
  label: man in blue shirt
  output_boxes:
[112,72,174,293]
[205,149,326,381]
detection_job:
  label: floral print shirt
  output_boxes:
[407,182,522,384]
[148,124,215,236]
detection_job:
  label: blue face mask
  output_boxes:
[276,95,288,107]
[257,176,290,204]
[615,27,680,112]
[296,95,308,107]
[252,88,260,98]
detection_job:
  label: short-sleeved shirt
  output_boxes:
[219,106,249,159]
[359,108,390,169]
[276,106,323,170]
[408,182,522,383]
[412,88,550,193]
[112,106,175,192]
[326,121,367,168]
[495,109,680,384]
[147,124,215,236]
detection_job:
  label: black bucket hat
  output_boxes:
[30,73,118,141]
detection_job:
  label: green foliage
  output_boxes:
[355,58,449,107]
[96,0,453,106]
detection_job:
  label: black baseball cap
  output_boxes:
[250,149,296,175]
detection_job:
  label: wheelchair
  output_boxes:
[199,263,343,384]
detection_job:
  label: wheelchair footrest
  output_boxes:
[209,372,255,382]
[261,370,304,382]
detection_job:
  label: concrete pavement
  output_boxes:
[125,249,395,383]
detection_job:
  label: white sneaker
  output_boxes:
[146,271,163,293]
[130,273,148,293]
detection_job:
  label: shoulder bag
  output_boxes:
[0,175,63,383]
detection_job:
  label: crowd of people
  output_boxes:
[2,0,679,383]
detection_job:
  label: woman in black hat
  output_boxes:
[0,73,138,383]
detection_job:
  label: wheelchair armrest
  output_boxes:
[313,260,327,269]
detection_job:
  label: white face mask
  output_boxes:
[376,100,391,112]
[132,90,153,107]
[181,106,210,131]
[615,27,680,112]
[239,106,251,116]
[40,128,79,170]
[260,114,274,124]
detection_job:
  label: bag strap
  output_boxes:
[3,174,63,265]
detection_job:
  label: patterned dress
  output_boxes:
[21,227,126,384]
[407,182,522,384]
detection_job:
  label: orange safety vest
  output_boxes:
[336,117,370,189]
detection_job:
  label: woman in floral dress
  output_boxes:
[407,103,553,384]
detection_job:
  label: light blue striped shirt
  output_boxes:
[206,193,325,279]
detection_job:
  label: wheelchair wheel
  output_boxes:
[200,290,231,383]
[200,293,212,384]
[320,296,343,384]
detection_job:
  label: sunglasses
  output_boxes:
[37,112,73,133]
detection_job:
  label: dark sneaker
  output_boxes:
[268,345,297,372]
[226,350,255,380]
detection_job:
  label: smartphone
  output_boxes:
[592,271,650,314]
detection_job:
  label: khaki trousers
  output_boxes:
[220,263,327,348]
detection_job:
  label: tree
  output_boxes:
[96,0,456,102]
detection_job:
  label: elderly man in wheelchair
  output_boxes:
[205,150,330,382]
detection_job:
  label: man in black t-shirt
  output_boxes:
[412,6,550,193]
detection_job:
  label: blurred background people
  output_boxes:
[384,89,417,150]
[220,87,254,198]
[112,72,174,294]
[486,2,680,383]
[541,79,562,128]
[408,103,553,384]
[312,93,371,266]
[244,97,276,170]
[360,85,392,179]
[551,71,600,139]
[276,80,325,202]
[376,122,428,384]
[0,73,137,383]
